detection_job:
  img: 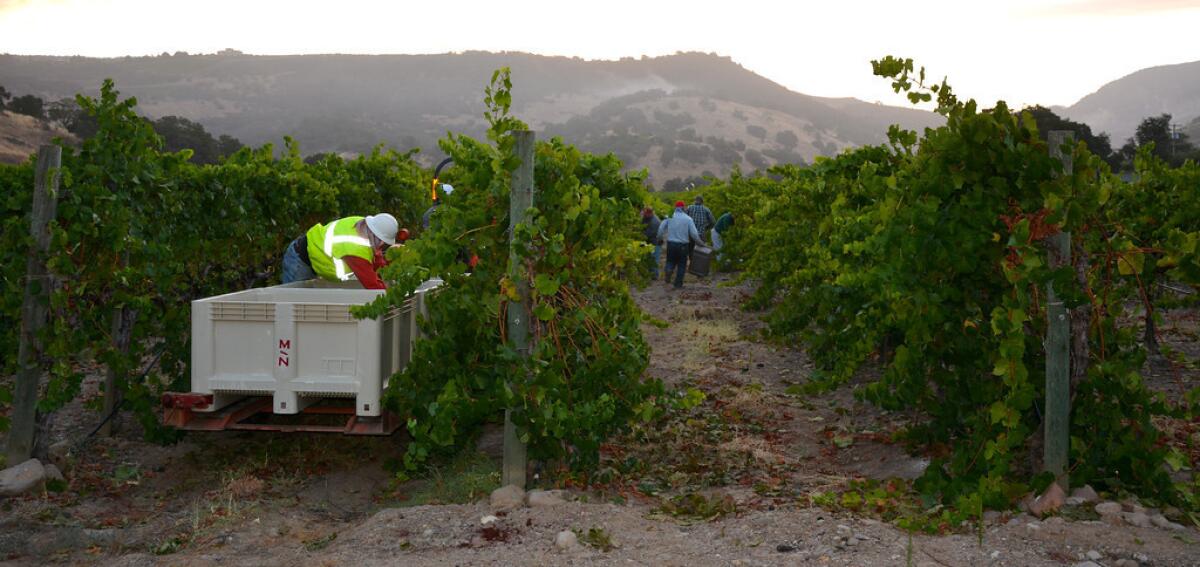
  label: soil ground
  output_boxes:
[2,272,1198,566]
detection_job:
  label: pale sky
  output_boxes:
[1,0,1198,109]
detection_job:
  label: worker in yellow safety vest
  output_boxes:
[281,214,408,289]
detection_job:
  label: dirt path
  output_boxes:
[2,272,1198,566]
[633,274,928,489]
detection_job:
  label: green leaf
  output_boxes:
[1164,448,1188,472]
[533,303,556,321]
[1116,250,1145,276]
[988,402,1007,424]
[534,274,560,296]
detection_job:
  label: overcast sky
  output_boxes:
[1,0,1198,109]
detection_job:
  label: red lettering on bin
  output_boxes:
[278,339,291,367]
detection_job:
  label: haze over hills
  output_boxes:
[1055,59,1200,145]
[0,51,943,186]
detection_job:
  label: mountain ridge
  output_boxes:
[1055,59,1200,144]
[0,51,942,185]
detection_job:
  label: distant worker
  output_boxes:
[422,184,454,229]
[657,200,702,289]
[711,211,734,254]
[282,213,404,289]
[642,207,662,280]
[685,195,715,247]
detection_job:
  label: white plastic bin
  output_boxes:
[190,279,441,417]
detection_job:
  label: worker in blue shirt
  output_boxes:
[656,200,702,289]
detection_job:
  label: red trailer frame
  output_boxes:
[162,392,402,435]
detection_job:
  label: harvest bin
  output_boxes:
[164,279,440,434]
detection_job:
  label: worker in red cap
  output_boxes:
[656,201,702,289]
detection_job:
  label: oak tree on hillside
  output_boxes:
[1119,114,1197,169]
[217,134,244,157]
[47,98,99,138]
[1024,105,1118,169]
[153,116,244,165]
[1137,114,1194,167]
[7,94,45,119]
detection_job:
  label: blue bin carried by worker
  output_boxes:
[689,245,714,277]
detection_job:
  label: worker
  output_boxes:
[711,211,734,255]
[642,207,662,280]
[685,195,715,245]
[282,213,402,289]
[657,200,702,289]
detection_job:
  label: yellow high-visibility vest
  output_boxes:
[306,216,373,281]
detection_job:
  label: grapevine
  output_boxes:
[355,69,663,472]
[716,56,1199,508]
[0,80,428,439]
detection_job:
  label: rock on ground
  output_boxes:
[527,489,568,508]
[1122,512,1152,528]
[489,484,525,511]
[1028,483,1066,518]
[1070,485,1099,503]
[554,530,578,550]
[0,459,46,497]
[47,440,72,472]
[44,463,65,482]
[1121,499,1147,514]
[1095,501,1123,517]
[1150,514,1186,531]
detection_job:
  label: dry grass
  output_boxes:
[717,435,785,465]
[0,111,75,164]
[390,449,500,507]
[224,472,266,499]
[675,317,741,374]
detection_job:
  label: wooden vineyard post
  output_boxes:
[503,130,535,488]
[100,306,135,437]
[1044,130,1075,490]
[6,145,61,465]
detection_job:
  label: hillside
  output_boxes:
[0,111,75,163]
[0,51,941,186]
[1056,59,1200,145]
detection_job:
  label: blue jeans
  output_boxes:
[282,237,316,283]
[664,242,689,288]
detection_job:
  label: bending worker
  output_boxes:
[282,213,402,289]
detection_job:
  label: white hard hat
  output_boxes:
[365,213,399,245]
[442,184,454,196]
